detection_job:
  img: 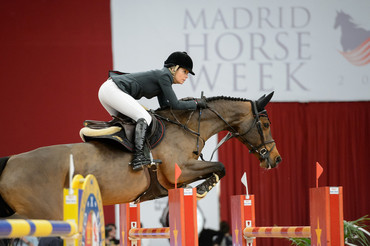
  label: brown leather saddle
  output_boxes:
[80,113,165,152]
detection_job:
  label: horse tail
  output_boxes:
[0,239,12,246]
[0,156,15,218]
[0,156,9,175]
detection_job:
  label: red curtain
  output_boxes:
[0,1,115,223]
[0,1,112,156]
[218,102,370,246]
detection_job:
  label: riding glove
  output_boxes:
[195,98,207,109]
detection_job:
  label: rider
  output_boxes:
[98,51,207,171]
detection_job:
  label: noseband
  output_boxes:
[209,100,275,161]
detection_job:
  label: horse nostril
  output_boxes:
[275,156,282,164]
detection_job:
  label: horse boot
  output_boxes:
[130,118,151,171]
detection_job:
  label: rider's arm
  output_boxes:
[157,73,197,110]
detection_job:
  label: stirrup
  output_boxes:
[132,163,145,171]
[149,152,162,166]
[150,159,162,166]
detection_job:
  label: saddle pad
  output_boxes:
[80,118,165,152]
[80,126,121,138]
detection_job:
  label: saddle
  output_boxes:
[80,113,165,152]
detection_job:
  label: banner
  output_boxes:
[111,0,370,104]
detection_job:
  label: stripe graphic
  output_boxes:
[339,37,370,66]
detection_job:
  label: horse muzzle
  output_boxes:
[259,145,282,169]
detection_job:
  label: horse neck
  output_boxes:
[339,21,356,34]
[156,100,252,142]
[199,100,252,141]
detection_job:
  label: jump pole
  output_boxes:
[120,187,198,246]
[230,186,344,246]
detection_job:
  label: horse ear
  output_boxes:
[256,91,274,111]
[257,94,266,102]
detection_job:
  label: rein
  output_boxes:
[152,110,201,137]
[153,109,206,159]
[152,99,275,161]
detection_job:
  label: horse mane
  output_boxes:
[337,11,352,21]
[205,96,251,103]
[155,96,252,112]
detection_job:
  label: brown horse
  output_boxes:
[0,92,281,220]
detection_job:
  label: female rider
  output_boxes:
[98,51,206,171]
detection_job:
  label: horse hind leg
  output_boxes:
[0,155,65,220]
[0,156,15,218]
[0,193,15,218]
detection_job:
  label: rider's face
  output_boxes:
[173,67,189,84]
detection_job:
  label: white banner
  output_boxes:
[111,0,370,104]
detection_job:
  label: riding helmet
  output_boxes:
[164,51,195,75]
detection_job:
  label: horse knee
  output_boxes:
[215,162,225,178]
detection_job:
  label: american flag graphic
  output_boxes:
[339,37,370,66]
[335,11,370,66]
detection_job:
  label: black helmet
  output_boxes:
[164,51,195,75]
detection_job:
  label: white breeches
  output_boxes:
[98,79,152,124]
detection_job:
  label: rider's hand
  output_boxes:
[180,97,195,101]
[195,98,207,109]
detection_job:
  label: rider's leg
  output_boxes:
[98,79,152,171]
[98,79,152,123]
[130,118,151,170]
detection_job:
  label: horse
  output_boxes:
[0,92,281,220]
[334,10,370,52]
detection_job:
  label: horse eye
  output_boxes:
[263,123,270,128]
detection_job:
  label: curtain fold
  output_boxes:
[218,102,370,246]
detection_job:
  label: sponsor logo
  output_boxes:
[334,10,370,66]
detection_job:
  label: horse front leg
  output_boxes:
[177,160,225,200]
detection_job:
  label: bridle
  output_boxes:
[208,100,275,161]
[152,99,275,161]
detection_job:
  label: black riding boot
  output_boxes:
[130,118,151,171]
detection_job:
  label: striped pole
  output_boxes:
[243,226,311,238]
[0,220,77,238]
[129,227,170,239]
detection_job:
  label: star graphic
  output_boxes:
[234,222,239,244]
[172,218,178,246]
[315,217,322,246]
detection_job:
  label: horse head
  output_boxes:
[334,10,352,29]
[155,93,282,170]
[232,92,281,169]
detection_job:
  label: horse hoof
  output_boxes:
[196,191,207,200]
